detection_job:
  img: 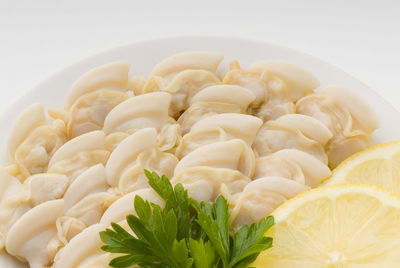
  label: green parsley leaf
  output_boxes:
[193,197,230,265]
[188,238,218,268]
[214,196,230,259]
[229,216,274,267]
[100,171,274,268]
[144,169,194,240]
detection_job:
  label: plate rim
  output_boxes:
[1,35,399,267]
[2,35,398,120]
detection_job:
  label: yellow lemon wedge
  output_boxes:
[323,141,400,193]
[252,184,400,267]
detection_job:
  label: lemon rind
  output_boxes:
[271,183,400,223]
[322,141,400,185]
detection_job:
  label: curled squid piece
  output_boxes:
[14,120,66,179]
[48,131,110,181]
[103,92,171,134]
[103,92,180,151]
[63,164,114,228]
[296,91,370,138]
[55,190,164,267]
[0,169,23,205]
[326,135,373,168]
[255,149,331,188]
[274,114,333,145]
[296,86,379,167]
[142,52,224,118]
[0,169,25,249]
[5,199,64,268]
[174,139,255,178]
[63,164,109,211]
[248,59,320,101]
[191,113,263,144]
[100,188,164,226]
[230,177,309,231]
[105,128,178,194]
[178,85,256,133]
[118,148,178,195]
[64,62,132,139]
[53,223,110,268]
[172,167,250,203]
[0,171,68,249]
[322,87,379,166]
[320,86,379,134]
[7,103,47,161]
[67,90,132,139]
[172,139,255,202]
[24,173,69,206]
[176,113,262,158]
[175,127,227,159]
[253,115,329,164]
[190,85,256,109]
[105,128,156,187]
[223,61,295,121]
[144,70,221,118]
[65,62,130,110]
[7,103,67,179]
[151,51,223,77]
[65,192,115,228]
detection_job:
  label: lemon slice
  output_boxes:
[323,142,400,194]
[253,184,400,267]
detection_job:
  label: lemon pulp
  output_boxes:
[253,184,400,267]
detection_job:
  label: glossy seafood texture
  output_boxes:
[0,169,28,249]
[6,200,64,268]
[53,190,164,268]
[140,52,224,118]
[0,53,380,266]
[228,84,377,230]
[2,61,185,267]
[223,60,319,121]
[229,149,331,231]
[103,92,171,134]
[103,92,181,152]
[0,170,69,251]
[228,114,333,230]
[172,139,254,202]
[62,165,115,231]
[47,130,110,181]
[296,86,379,168]
[52,223,110,268]
[248,60,320,101]
[105,128,178,194]
[100,188,164,227]
[178,85,256,133]
[64,62,132,139]
[253,113,331,164]
[176,113,263,158]
[6,103,67,179]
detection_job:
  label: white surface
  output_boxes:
[0,0,400,116]
[0,1,400,266]
[0,37,400,267]
[1,36,400,268]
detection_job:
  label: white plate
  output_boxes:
[1,36,399,267]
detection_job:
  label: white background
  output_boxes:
[0,0,399,115]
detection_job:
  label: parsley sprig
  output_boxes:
[100,170,274,268]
